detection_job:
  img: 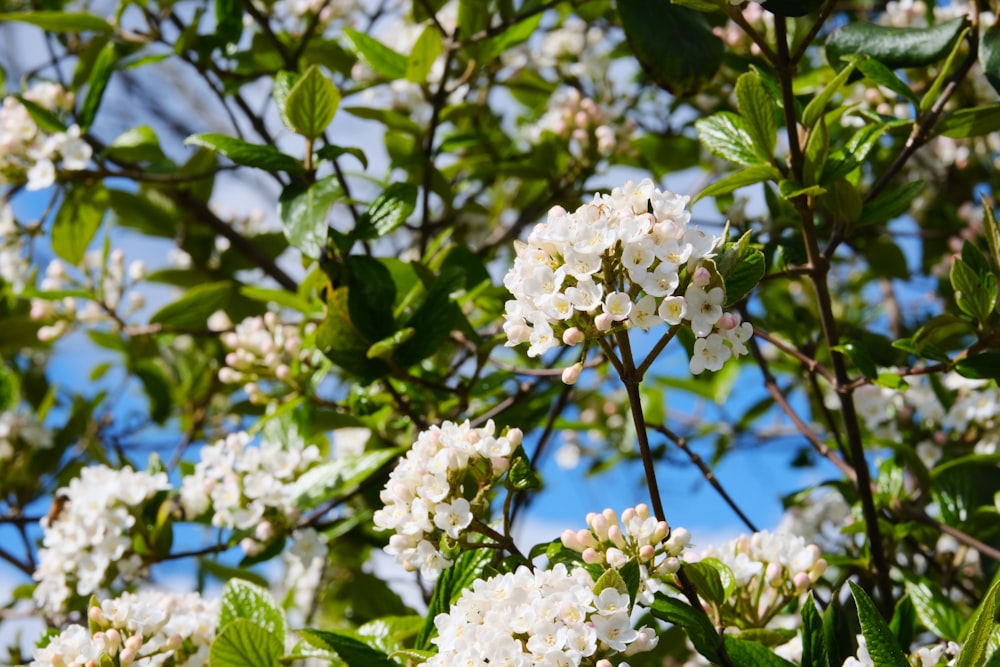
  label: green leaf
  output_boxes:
[802,58,862,129]
[649,592,721,664]
[801,593,827,667]
[394,266,464,366]
[344,28,408,80]
[355,182,418,240]
[858,180,923,227]
[901,574,964,642]
[16,97,67,133]
[79,41,117,130]
[695,165,781,202]
[920,25,969,112]
[0,11,112,32]
[210,619,283,667]
[297,629,395,667]
[292,448,401,508]
[593,567,629,596]
[839,341,878,380]
[826,17,969,71]
[802,116,829,186]
[938,104,1000,138]
[979,23,1000,96]
[951,252,996,324]
[955,576,1000,667]
[278,176,339,258]
[286,65,340,140]
[135,362,172,424]
[150,281,237,328]
[346,255,397,342]
[619,0,723,96]
[983,198,1000,278]
[856,57,919,106]
[273,71,299,132]
[105,125,166,163]
[316,144,368,169]
[722,247,765,307]
[52,185,108,266]
[735,71,777,161]
[955,353,1000,380]
[683,559,729,606]
[406,25,443,83]
[215,0,243,45]
[220,579,286,638]
[185,133,304,174]
[849,581,908,667]
[723,636,798,666]
[889,593,916,650]
[696,112,762,167]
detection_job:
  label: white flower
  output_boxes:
[26,158,55,190]
[657,296,686,325]
[689,333,731,374]
[685,284,724,337]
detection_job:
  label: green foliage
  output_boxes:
[825,17,970,70]
[849,582,909,667]
[285,65,340,140]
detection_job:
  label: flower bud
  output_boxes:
[692,266,711,286]
[595,312,614,331]
[607,525,626,549]
[125,634,143,651]
[638,544,655,562]
[561,529,582,551]
[562,327,585,345]
[561,362,583,385]
[793,571,811,593]
[582,547,603,564]
[718,312,738,330]
[766,562,783,586]
[118,648,135,667]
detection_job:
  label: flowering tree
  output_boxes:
[4,0,1000,664]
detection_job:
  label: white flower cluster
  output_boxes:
[373,420,523,579]
[843,635,961,667]
[0,82,91,191]
[561,504,690,604]
[30,589,218,667]
[33,466,172,616]
[503,179,752,375]
[0,203,31,294]
[688,530,827,626]
[31,250,146,341]
[178,430,321,554]
[0,408,52,462]
[217,313,309,403]
[525,87,619,160]
[426,563,658,666]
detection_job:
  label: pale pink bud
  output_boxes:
[639,544,656,562]
[491,457,509,474]
[596,661,613,667]
[254,521,274,542]
[621,507,636,524]
[811,558,828,580]
[240,537,263,556]
[657,556,681,574]
[590,514,609,540]
[652,521,670,543]
[85,661,97,667]
[607,525,626,549]
[105,628,121,651]
[125,634,143,651]
[692,266,711,287]
[562,362,583,385]
[582,547,603,564]
[603,508,619,525]
[562,327,585,345]
[88,606,105,624]
[562,529,582,551]
[275,364,292,381]
[635,503,650,520]
[718,312,739,330]
[595,312,614,331]
[168,634,184,649]
[118,648,135,667]
[576,529,598,549]
[793,572,811,593]
[766,562,783,585]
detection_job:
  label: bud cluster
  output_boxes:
[373,420,523,579]
[525,87,620,160]
[30,590,218,667]
[217,313,314,403]
[502,179,752,376]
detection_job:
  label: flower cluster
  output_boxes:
[0,408,52,463]
[502,179,752,375]
[561,504,690,603]
[426,563,657,666]
[373,420,522,579]
[0,203,31,294]
[687,530,828,628]
[31,250,147,341]
[30,589,218,667]
[525,87,621,161]
[33,466,172,616]
[282,527,329,625]
[0,82,91,190]
[844,635,961,667]
[217,313,310,403]
[178,429,321,554]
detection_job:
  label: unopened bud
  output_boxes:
[718,312,738,330]
[118,648,135,667]
[561,362,583,385]
[793,571,811,593]
[582,547,603,564]
[692,266,711,286]
[595,312,614,331]
[562,327,585,345]
[638,544,655,562]
[561,529,582,551]
[607,525,626,549]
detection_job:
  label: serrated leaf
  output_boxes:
[220,579,286,638]
[297,629,395,667]
[902,574,964,641]
[406,25,443,83]
[273,71,299,132]
[0,11,112,32]
[52,185,108,266]
[735,71,777,161]
[723,636,798,666]
[619,0,722,96]
[185,133,304,174]
[858,180,923,227]
[292,448,401,508]
[286,65,340,140]
[278,176,339,258]
[210,619,282,667]
[593,567,629,596]
[695,164,780,202]
[683,559,729,606]
[356,182,418,240]
[826,17,969,71]
[801,593,827,667]
[955,576,1000,667]
[344,28,407,80]
[722,247,764,307]
[696,112,762,167]
[849,581,909,667]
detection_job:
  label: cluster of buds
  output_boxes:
[525,87,621,160]
[562,504,691,604]
[689,530,828,628]
[217,313,313,403]
[373,420,523,579]
[31,251,146,342]
[0,82,91,190]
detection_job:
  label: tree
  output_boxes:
[3,0,1000,664]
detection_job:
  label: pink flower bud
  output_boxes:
[562,529,582,551]
[718,312,738,330]
[692,266,711,286]
[275,364,292,381]
[639,544,656,562]
[607,525,626,549]
[590,514,609,540]
[621,507,636,524]
[125,634,143,651]
[88,606,105,624]
[766,562,783,585]
[793,572,811,593]
[119,648,135,667]
[491,457,509,474]
[652,521,670,544]
[635,503,650,520]
[595,312,614,331]
[576,529,598,549]
[562,362,583,385]
[562,327,585,345]
[582,547,603,564]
